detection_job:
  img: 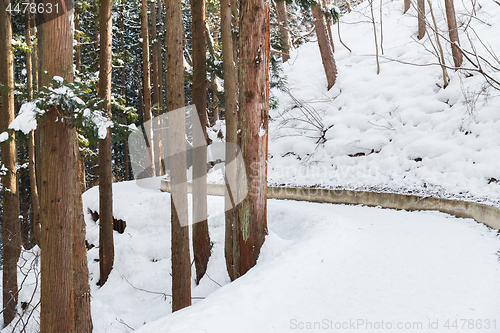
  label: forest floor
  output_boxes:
[2,0,500,332]
[82,180,500,333]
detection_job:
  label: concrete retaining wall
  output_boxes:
[160,180,500,230]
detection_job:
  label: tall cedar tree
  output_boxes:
[151,1,160,110]
[25,5,41,246]
[38,1,92,331]
[190,0,212,285]
[312,4,337,90]
[165,0,191,311]
[99,0,115,286]
[0,0,21,327]
[221,0,239,281]
[141,0,152,122]
[444,0,462,67]
[233,0,270,277]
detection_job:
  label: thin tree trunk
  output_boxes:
[141,0,154,176]
[312,5,337,90]
[0,1,21,327]
[120,7,131,182]
[190,0,211,285]
[123,132,130,180]
[38,1,92,331]
[321,0,335,53]
[369,0,380,74]
[152,1,160,111]
[163,0,169,107]
[275,0,291,61]
[444,0,462,67]
[75,4,81,72]
[141,0,153,123]
[165,0,191,312]
[151,3,164,176]
[26,6,33,99]
[26,4,41,246]
[28,132,41,246]
[404,0,410,13]
[234,0,270,277]
[98,0,115,287]
[221,0,239,281]
[157,2,164,110]
[20,164,30,247]
[417,0,425,40]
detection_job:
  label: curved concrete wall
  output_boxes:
[160,180,500,230]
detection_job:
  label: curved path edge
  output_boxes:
[160,180,500,230]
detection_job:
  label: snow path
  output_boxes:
[82,182,500,333]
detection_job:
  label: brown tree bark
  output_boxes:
[404,0,410,13]
[38,1,92,331]
[444,0,462,68]
[28,132,41,246]
[321,0,335,53]
[98,0,115,287]
[163,0,169,107]
[221,0,239,281]
[190,0,211,285]
[141,0,152,123]
[75,4,81,72]
[312,5,337,90]
[26,4,41,246]
[417,0,425,40]
[275,0,291,62]
[0,1,21,325]
[233,0,270,278]
[141,0,155,176]
[165,0,191,312]
[151,1,160,111]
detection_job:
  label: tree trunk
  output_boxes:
[26,6,33,99]
[417,0,425,40]
[444,0,462,67]
[221,0,239,281]
[75,4,81,72]
[28,132,41,246]
[163,0,169,107]
[151,1,160,111]
[233,0,270,278]
[312,5,337,90]
[98,0,115,287]
[141,0,152,123]
[0,2,21,325]
[404,0,410,13]
[190,0,211,285]
[38,1,92,331]
[141,0,154,176]
[165,0,191,312]
[26,5,41,247]
[20,165,30,247]
[157,3,163,108]
[275,0,291,62]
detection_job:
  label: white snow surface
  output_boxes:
[81,180,500,333]
[0,132,9,143]
[267,0,500,206]
[2,1,500,332]
[9,101,39,134]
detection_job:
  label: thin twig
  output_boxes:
[122,276,205,300]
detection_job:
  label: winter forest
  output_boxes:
[0,0,500,331]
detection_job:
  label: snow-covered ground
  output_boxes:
[3,0,500,332]
[82,180,500,333]
[268,0,500,205]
